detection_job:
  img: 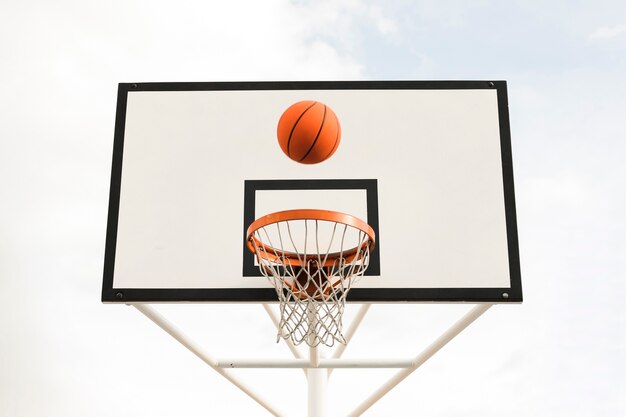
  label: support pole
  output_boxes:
[307,305,327,417]
[217,358,414,368]
[307,356,327,417]
[132,304,287,417]
[346,303,493,417]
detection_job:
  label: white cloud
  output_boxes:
[588,24,626,40]
[288,0,400,53]
[0,0,365,83]
[365,4,399,36]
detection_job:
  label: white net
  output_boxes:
[248,216,373,347]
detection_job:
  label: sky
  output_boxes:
[1,0,625,416]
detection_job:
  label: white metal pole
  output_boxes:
[132,304,287,417]
[346,303,493,417]
[307,305,327,417]
[216,358,414,368]
[308,360,327,417]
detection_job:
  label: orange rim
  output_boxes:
[246,209,375,265]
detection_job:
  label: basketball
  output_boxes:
[277,100,341,164]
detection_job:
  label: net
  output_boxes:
[246,209,375,347]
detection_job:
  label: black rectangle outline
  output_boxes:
[243,179,380,277]
[102,85,128,303]
[102,80,522,303]
[117,80,500,92]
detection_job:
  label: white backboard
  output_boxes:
[102,81,521,302]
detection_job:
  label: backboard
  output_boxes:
[102,81,521,303]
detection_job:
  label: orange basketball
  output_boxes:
[277,100,341,164]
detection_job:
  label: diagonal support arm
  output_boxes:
[132,304,287,417]
[346,303,493,417]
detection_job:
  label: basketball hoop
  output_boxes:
[246,209,375,347]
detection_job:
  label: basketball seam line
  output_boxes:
[299,104,327,162]
[287,101,318,158]
[321,111,340,162]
